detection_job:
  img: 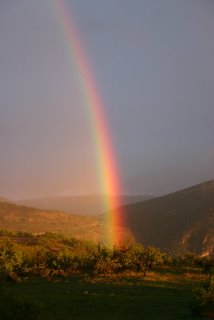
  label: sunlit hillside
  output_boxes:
[0,200,134,244]
[0,200,103,242]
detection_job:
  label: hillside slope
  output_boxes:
[116,180,214,254]
[18,195,153,216]
[0,201,103,242]
[175,211,214,255]
[0,201,134,244]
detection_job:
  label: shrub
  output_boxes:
[0,240,23,280]
[136,246,163,276]
[198,256,214,275]
[190,277,214,316]
[112,244,163,276]
[112,244,133,272]
[20,246,47,277]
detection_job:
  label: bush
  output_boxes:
[190,277,214,316]
[0,240,23,280]
[112,244,163,276]
[112,244,133,272]
[0,232,165,278]
[198,256,214,275]
[136,246,163,275]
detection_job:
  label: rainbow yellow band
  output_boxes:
[53,0,122,246]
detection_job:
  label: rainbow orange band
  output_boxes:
[53,0,122,246]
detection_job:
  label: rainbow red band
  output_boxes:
[53,0,122,246]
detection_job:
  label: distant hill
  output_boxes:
[116,180,214,254]
[0,196,10,203]
[17,195,153,216]
[0,200,133,244]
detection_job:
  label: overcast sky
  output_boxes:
[0,0,214,199]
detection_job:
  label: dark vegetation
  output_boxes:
[0,231,213,319]
[0,285,43,320]
[119,180,214,253]
[0,231,164,280]
[190,277,214,318]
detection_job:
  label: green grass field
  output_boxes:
[1,268,209,320]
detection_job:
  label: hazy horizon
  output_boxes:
[0,0,214,200]
[2,178,213,202]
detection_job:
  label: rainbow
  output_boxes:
[53,0,122,247]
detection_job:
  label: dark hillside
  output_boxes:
[116,180,214,253]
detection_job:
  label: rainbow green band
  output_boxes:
[53,0,122,247]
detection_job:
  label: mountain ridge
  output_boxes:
[116,180,214,254]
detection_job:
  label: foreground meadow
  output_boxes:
[0,232,213,319]
[0,269,210,320]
